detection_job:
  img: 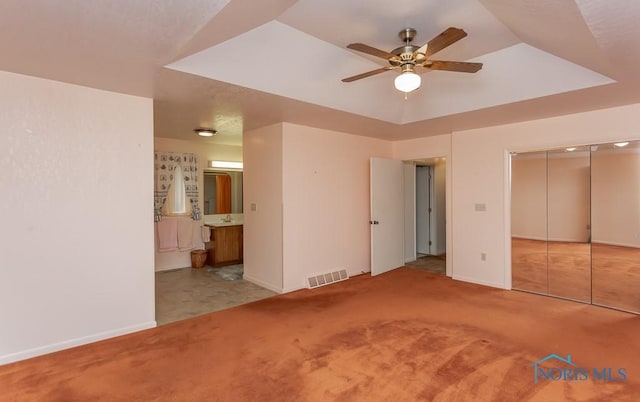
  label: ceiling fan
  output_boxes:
[342,27,482,93]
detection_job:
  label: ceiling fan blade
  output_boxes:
[347,43,398,60]
[424,60,483,73]
[342,67,395,83]
[415,27,467,58]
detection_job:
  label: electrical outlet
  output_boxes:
[481,253,487,261]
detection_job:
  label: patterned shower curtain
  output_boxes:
[154,151,201,222]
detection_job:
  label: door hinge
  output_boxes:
[428,241,432,246]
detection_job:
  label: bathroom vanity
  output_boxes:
[206,223,243,267]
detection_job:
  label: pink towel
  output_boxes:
[177,218,194,251]
[201,226,211,243]
[157,219,178,252]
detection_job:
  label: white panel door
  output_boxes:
[370,157,404,275]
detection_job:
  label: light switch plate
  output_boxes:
[475,203,486,212]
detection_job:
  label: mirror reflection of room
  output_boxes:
[511,140,640,314]
[203,170,243,214]
[546,147,591,302]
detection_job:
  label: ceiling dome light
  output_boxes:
[394,71,421,93]
[194,128,217,137]
[614,142,629,147]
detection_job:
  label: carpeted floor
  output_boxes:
[2,268,639,401]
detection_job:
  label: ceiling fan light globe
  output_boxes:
[394,71,421,93]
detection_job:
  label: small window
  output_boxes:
[162,165,192,217]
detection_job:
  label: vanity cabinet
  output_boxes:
[206,224,243,267]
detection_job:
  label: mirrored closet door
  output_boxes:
[546,147,591,302]
[511,141,640,313]
[511,151,548,294]
[591,141,640,312]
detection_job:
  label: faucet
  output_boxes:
[223,214,232,223]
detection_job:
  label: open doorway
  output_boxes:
[153,159,276,326]
[404,158,447,275]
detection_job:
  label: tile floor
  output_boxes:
[155,265,277,325]
[405,254,446,274]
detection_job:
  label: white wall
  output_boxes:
[403,162,416,262]
[0,71,155,364]
[153,138,242,271]
[434,159,446,255]
[449,103,640,289]
[243,124,284,293]
[281,123,390,292]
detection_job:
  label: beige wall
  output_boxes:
[448,103,640,288]
[281,123,390,291]
[511,152,591,243]
[547,153,590,242]
[153,138,242,271]
[243,124,284,292]
[513,148,640,246]
[592,150,640,247]
[0,71,154,364]
[511,154,547,240]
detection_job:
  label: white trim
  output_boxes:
[282,285,306,293]
[453,274,506,290]
[592,240,640,249]
[547,237,590,243]
[511,235,548,241]
[504,150,512,291]
[0,321,157,365]
[242,274,283,294]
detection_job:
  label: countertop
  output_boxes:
[205,221,243,228]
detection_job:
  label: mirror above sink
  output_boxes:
[203,169,243,215]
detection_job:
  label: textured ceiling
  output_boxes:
[167,22,612,124]
[1,0,640,146]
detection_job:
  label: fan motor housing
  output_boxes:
[390,28,420,67]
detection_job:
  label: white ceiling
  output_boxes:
[1,0,640,146]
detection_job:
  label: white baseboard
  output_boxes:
[0,321,157,366]
[242,274,283,294]
[282,284,306,294]
[592,240,640,249]
[511,235,547,241]
[452,275,507,290]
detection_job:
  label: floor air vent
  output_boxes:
[307,269,349,289]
